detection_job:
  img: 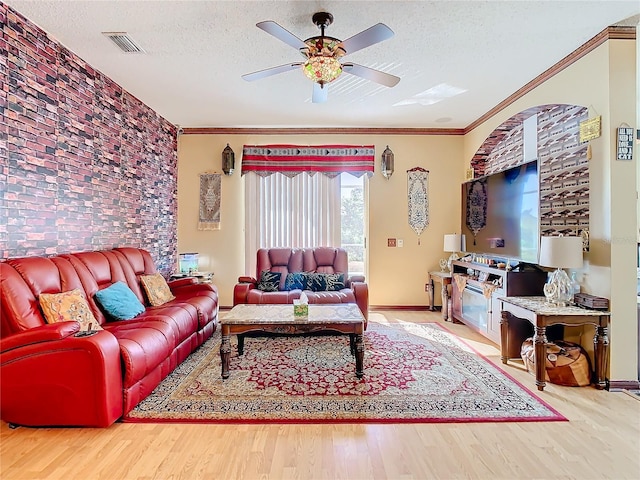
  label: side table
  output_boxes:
[499,296,610,391]
[427,271,452,321]
[170,271,214,284]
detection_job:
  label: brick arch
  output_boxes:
[469,104,584,177]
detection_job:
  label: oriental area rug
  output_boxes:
[123,320,565,424]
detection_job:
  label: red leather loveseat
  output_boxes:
[0,247,218,427]
[233,247,368,325]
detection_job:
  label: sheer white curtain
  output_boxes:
[244,172,341,276]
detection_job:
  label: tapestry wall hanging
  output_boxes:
[407,167,429,244]
[241,144,375,177]
[466,178,487,245]
[198,172,221,230]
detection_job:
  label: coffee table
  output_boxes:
[220,303,365,379]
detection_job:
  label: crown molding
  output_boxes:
[182,127,465,136]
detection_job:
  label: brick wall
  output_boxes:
[1,4,177,274]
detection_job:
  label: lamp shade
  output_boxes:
[444,234,466,252]
[538,236,583,269]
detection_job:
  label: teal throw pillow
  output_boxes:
[95,281,145,320]
[284,272,305,291]
[257,271,281,292]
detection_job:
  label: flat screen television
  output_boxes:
[461,160,539,264]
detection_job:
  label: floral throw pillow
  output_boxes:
[140,273,176,306]
[39,289,103,331]
[257,271,281,292]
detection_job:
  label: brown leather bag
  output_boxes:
[521,339,592,387]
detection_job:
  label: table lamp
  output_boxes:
[538,235,583,305]
[443,234,466,273]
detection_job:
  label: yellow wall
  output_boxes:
[463,39,638,382]
[177,134,464,309]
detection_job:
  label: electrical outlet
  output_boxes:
[397,239,404,248]
[387,238,396,247]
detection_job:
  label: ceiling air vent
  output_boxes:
[102,32,145,53]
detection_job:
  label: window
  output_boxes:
[244,172,366,277]
[340,173,365,275]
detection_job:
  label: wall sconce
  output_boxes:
[222,143,235,175]
[381,145,394,179]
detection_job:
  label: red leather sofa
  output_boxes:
[233,247,368,325]
[0,247,218,427]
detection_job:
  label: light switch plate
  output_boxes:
[397,239,404,247]
[387,238,396,247]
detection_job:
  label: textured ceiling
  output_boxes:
[5,0,639,129]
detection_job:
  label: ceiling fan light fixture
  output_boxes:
[303,56,342,83]
[245,11,398,101]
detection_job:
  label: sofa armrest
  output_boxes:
[0,329,123,427]
[351,281,369,323]
[238,276,257,284]
[0,322,80,354]
[348,275,366,286]
[171,281,218,296]
[233,282,254,305]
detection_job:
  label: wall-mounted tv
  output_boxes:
[461,160,539,264]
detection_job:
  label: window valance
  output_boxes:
[241,144,375,178]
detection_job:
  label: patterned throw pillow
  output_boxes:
[324,273,345,291]
[300,273,345,292]
[94,281,146,321]
[301,273,326,291]
[140,273,176,306]
[257,271,281,292]
[284,272,305,291]
[39,289,103,331]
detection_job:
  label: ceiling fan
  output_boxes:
[242,12,400,103]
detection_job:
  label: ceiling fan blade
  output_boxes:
[242,63,302,82]
[312,83,328,103]
[340,23,394,55]
[342,63,400,87]
[256,21,307,50]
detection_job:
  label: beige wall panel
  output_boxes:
[177,136,246,308]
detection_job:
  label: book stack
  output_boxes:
[574,293,609,311]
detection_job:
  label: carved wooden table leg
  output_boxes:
[593,324,609,390]
[533,325,548,391]
[349,333,355,355]
[220,328,231,379]
[237,334,245,356]
[500,311,510,364]
[354,333,364,378]
[440,281,449,321]
[428,277,435,311]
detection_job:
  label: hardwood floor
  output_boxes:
[1,310,639,480]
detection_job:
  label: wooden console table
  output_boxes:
[499,296,610,391]
[427,271,452,321]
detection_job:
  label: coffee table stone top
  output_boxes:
[223,303,364,325]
